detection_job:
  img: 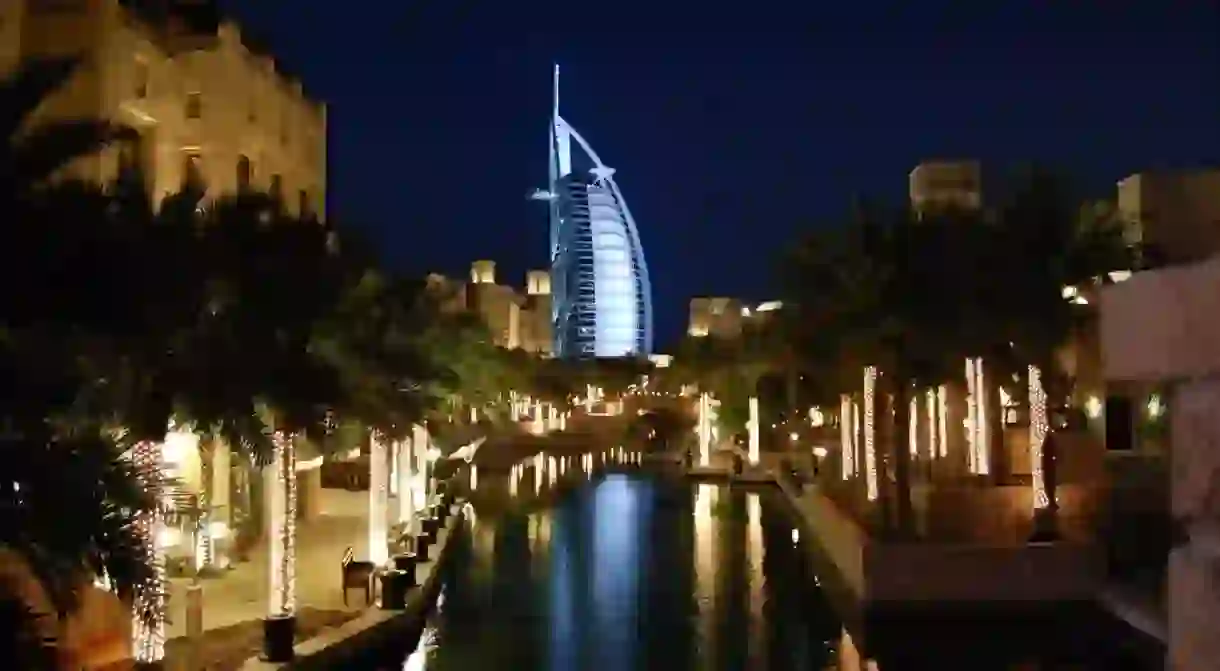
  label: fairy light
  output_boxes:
[908,395,918,457]
[936,385,948,458]
[840,395,855,479]
[747,396,761,465]
[368,432,389,565]
[863,366,878,501]
[964,358,978,473]
[697,392,712,467]
[396,440,413,525]
[131,440,166,663]
[925,388,937,459]
[975,359,990,475]
[1028,365,1050,510]
[267,431,296,618]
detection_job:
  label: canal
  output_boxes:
[391,468,1161,670]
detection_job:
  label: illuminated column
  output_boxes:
[697,392,712,467]
[131,440,166,665]
[585,384,595,413]
[266,431,297,627]
[747,396,760,465]
[532,401,545,435]
[396,439,413,527]
[368,432,389,565]
[412,424,429,511]
[839,395,855,479]
[936,386,948,457]
[964,357,990,475]
[863,367,878,501]
[1028,365,1050,510]
[470,405,478,424]
[908,395,919,457]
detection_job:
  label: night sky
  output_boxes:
[228,2,1220,349]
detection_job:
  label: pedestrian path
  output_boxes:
[165,489,397,639]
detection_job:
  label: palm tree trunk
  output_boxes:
[892,381,915,536]
[874,378,893,531]
[985,380,1006,484]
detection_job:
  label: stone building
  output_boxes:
[429,261,553,355]
[6,0,326,217]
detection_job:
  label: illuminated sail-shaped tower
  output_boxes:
[532,65,653,358]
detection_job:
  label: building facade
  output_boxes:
[536,65,652,359]
[8,0,326,216]
[1117,169,1220,266]
[909,160,982,215]
[687,297,783,339]
[427,261,553,355]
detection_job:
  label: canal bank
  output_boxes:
[390,471,842,670]
[772,475,1164,668]
[239,501,467,670]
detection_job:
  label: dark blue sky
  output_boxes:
[228,1,1220,348]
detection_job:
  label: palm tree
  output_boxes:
[0,56,137,200]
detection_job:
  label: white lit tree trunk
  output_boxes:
[396,438,414,529]
[698,392,712,467]
[747,396,761,465]
[412,424,430,510]
[367,431,389,565]
[266,432,297,621]
[131,439,167,665]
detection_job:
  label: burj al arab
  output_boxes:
[532,65,653,359]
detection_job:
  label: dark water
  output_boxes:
[394,469,1161,671]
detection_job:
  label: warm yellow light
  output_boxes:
[747,396,761,465]
[863,367,878,501]
[839,395,855,479]
[1085,396,1103,419]
[1147,393,1164,418]
[1028,365,1051,510]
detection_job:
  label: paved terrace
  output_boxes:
[163,488,399,668]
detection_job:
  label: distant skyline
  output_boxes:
[227,1,1220,347]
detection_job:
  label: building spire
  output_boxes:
[552,63,560,121]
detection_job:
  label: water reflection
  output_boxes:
[410,472,834,670]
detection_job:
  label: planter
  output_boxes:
[414,535,431,562]
[392,553,418,586]
[262,614,296,662]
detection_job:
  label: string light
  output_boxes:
[1028,365,1050,510]
[747,396,760,465]
[840,395,854,479]
[934,386,947,458]
[925,388,937,459]
[267,431,296,618]
[964,358,978,473]
[396,440,413,525]
[863,366,878,501]
[368,432,389,566]
[963,358,990,475]
[975,359,990,475]
[908,394,918,457]
[131,440,166,663]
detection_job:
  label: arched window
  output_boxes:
[182,152,203,189]
[236,155,252,192]
[270,174,283,201]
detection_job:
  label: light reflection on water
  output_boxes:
[405,472,836,670]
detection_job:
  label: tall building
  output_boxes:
[6,0,326,216]
[426,262,553,355]
[1117,169,1220,265]
[688,297,784,339]
[909,160,982,214]
[533,65,653,359]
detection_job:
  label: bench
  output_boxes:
[340,546,375,606]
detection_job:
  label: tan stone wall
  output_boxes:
[11,1,326,216]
